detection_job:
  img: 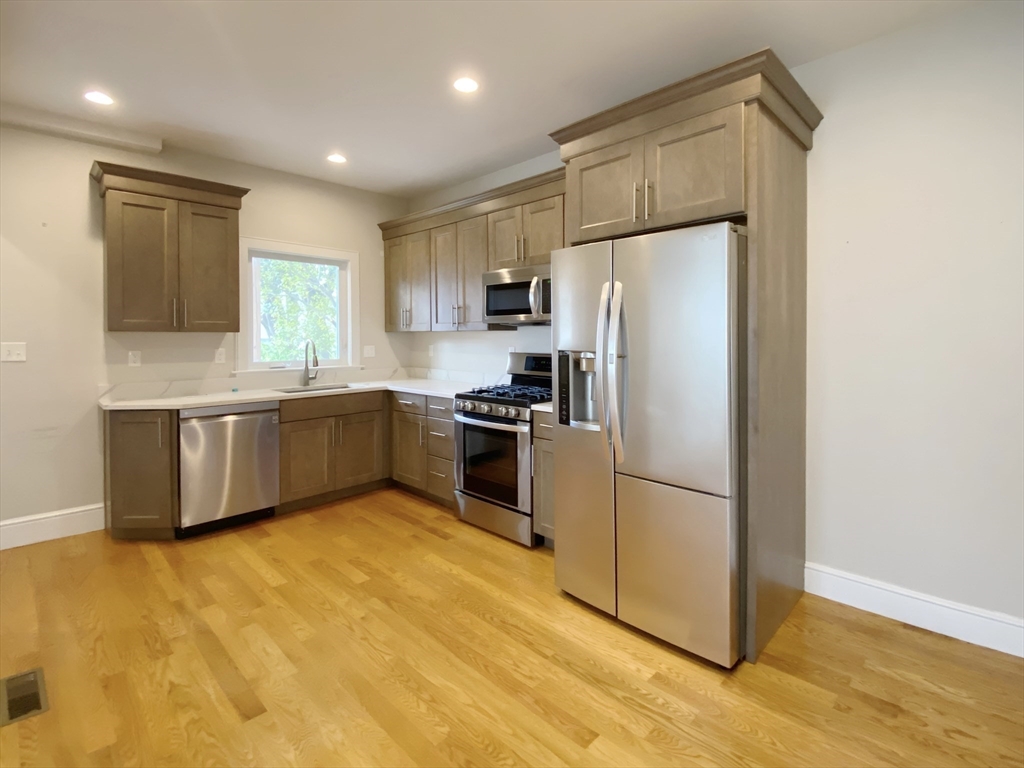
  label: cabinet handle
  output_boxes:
[428,405,447,411]
[531,444,534,476]
[429,431,446,437]
[338,419,343,445]
[419,422,424,446]
[521,235,526,262]
[183,299,188,328]
[644,178,650,220]
[332,421,336,447]
[429,470,447,478]
[452,304,457,326]
[398,399,415,405]
[157,417,162,448]
[537,423,554,429]
[512,234,518,262]
[457,305,462,323]
[632,182,638,222]
[173,298,177,328]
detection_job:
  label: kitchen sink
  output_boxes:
[275,383,351,394]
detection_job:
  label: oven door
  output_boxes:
[455,413,532,514]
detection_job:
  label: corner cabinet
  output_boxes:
[91,162,248,332]
[384,231,431,332]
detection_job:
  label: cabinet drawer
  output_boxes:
[280,390,383,422]
[533,409,555,438]
[426,396,454,420]
[390,392,427,415]
[427,456,455,502]
[426,417,455,461]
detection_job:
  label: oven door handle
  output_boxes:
[454,413,530,433]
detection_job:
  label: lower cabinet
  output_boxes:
[427,456,455,501]
[280,417,336,502]
[336,411,385,489]
[391,411,427,490]
[105,410,178,537]
[532,436,555,539]
[280,409,386,503]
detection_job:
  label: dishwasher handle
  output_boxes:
[179,401,280,420]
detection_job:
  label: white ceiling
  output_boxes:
[0,0,968,199]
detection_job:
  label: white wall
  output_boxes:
[408,150,563,212]
[793,1,1023,619]
[0,126,407,521]
[405,2,1024,623]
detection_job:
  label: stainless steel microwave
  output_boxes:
[482,265,551,325]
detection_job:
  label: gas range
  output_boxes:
[454,353,552,423]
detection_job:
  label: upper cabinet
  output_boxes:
[551,49,823,245]
[379,170,565,333]
[91,162,248,332]
[385,230,431,332]
[565,104,744,243]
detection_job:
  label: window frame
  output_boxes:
[237,237,361,372]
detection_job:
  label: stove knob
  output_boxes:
[479,404,491,414]
[507,408,519,418]
[498,406,508,417]
[465,402,475,412]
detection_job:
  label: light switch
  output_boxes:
[0,342,27,362]
[363,345,376,358]
[128,350,141,367]
[215,348,226,364]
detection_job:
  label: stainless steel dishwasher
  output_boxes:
[179,401,280,530]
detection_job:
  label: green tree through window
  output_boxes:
[254,256,341,362]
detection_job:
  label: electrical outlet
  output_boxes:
[215,348,226,364]
[0,342,27,362]
[128,350,141,367]
[363,345,376,358]
[428,344,434,358]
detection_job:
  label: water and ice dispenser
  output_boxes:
[558,350,601,430]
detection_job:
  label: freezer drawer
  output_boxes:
[615,473,739,667]
[179,406,280,528]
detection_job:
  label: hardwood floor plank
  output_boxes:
[1,489,1021,768]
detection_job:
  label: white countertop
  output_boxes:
[99,379,474,411]
[531,402,553,413]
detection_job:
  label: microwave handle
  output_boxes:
[528,275,540,317]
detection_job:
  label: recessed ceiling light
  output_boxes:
[84,91,114,105]
[327,154,347,164]
[453,77,478,93]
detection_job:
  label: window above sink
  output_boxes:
[237,238,361,372]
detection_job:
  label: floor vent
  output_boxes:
[0,668,48,726]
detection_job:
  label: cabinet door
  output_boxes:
[427,456,455,504]
[106,410,177,531]
[280,417,336,502]
[105,190,179,331]
[429,224,458,332]
[522,196,564,266]
[643,103,744,229]
[336,411,385,489]
[179,202,239,333]
[406,230,432,332]
[564,137,645,244]
[456,215,489,331]
[391,412,427,490]
[532,437,555,539]
[384,236,407,332]
[487,206,523,270]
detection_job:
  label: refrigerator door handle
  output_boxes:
[595,281,611,458]
[608,280,626,464]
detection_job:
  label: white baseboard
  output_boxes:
[0,504,105,551]
[805,562,1024,658]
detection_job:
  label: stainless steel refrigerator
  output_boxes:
[552,221,744,668]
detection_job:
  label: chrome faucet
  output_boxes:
[301,339,319,386]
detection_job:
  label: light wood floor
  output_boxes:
[1,489,1021,768]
